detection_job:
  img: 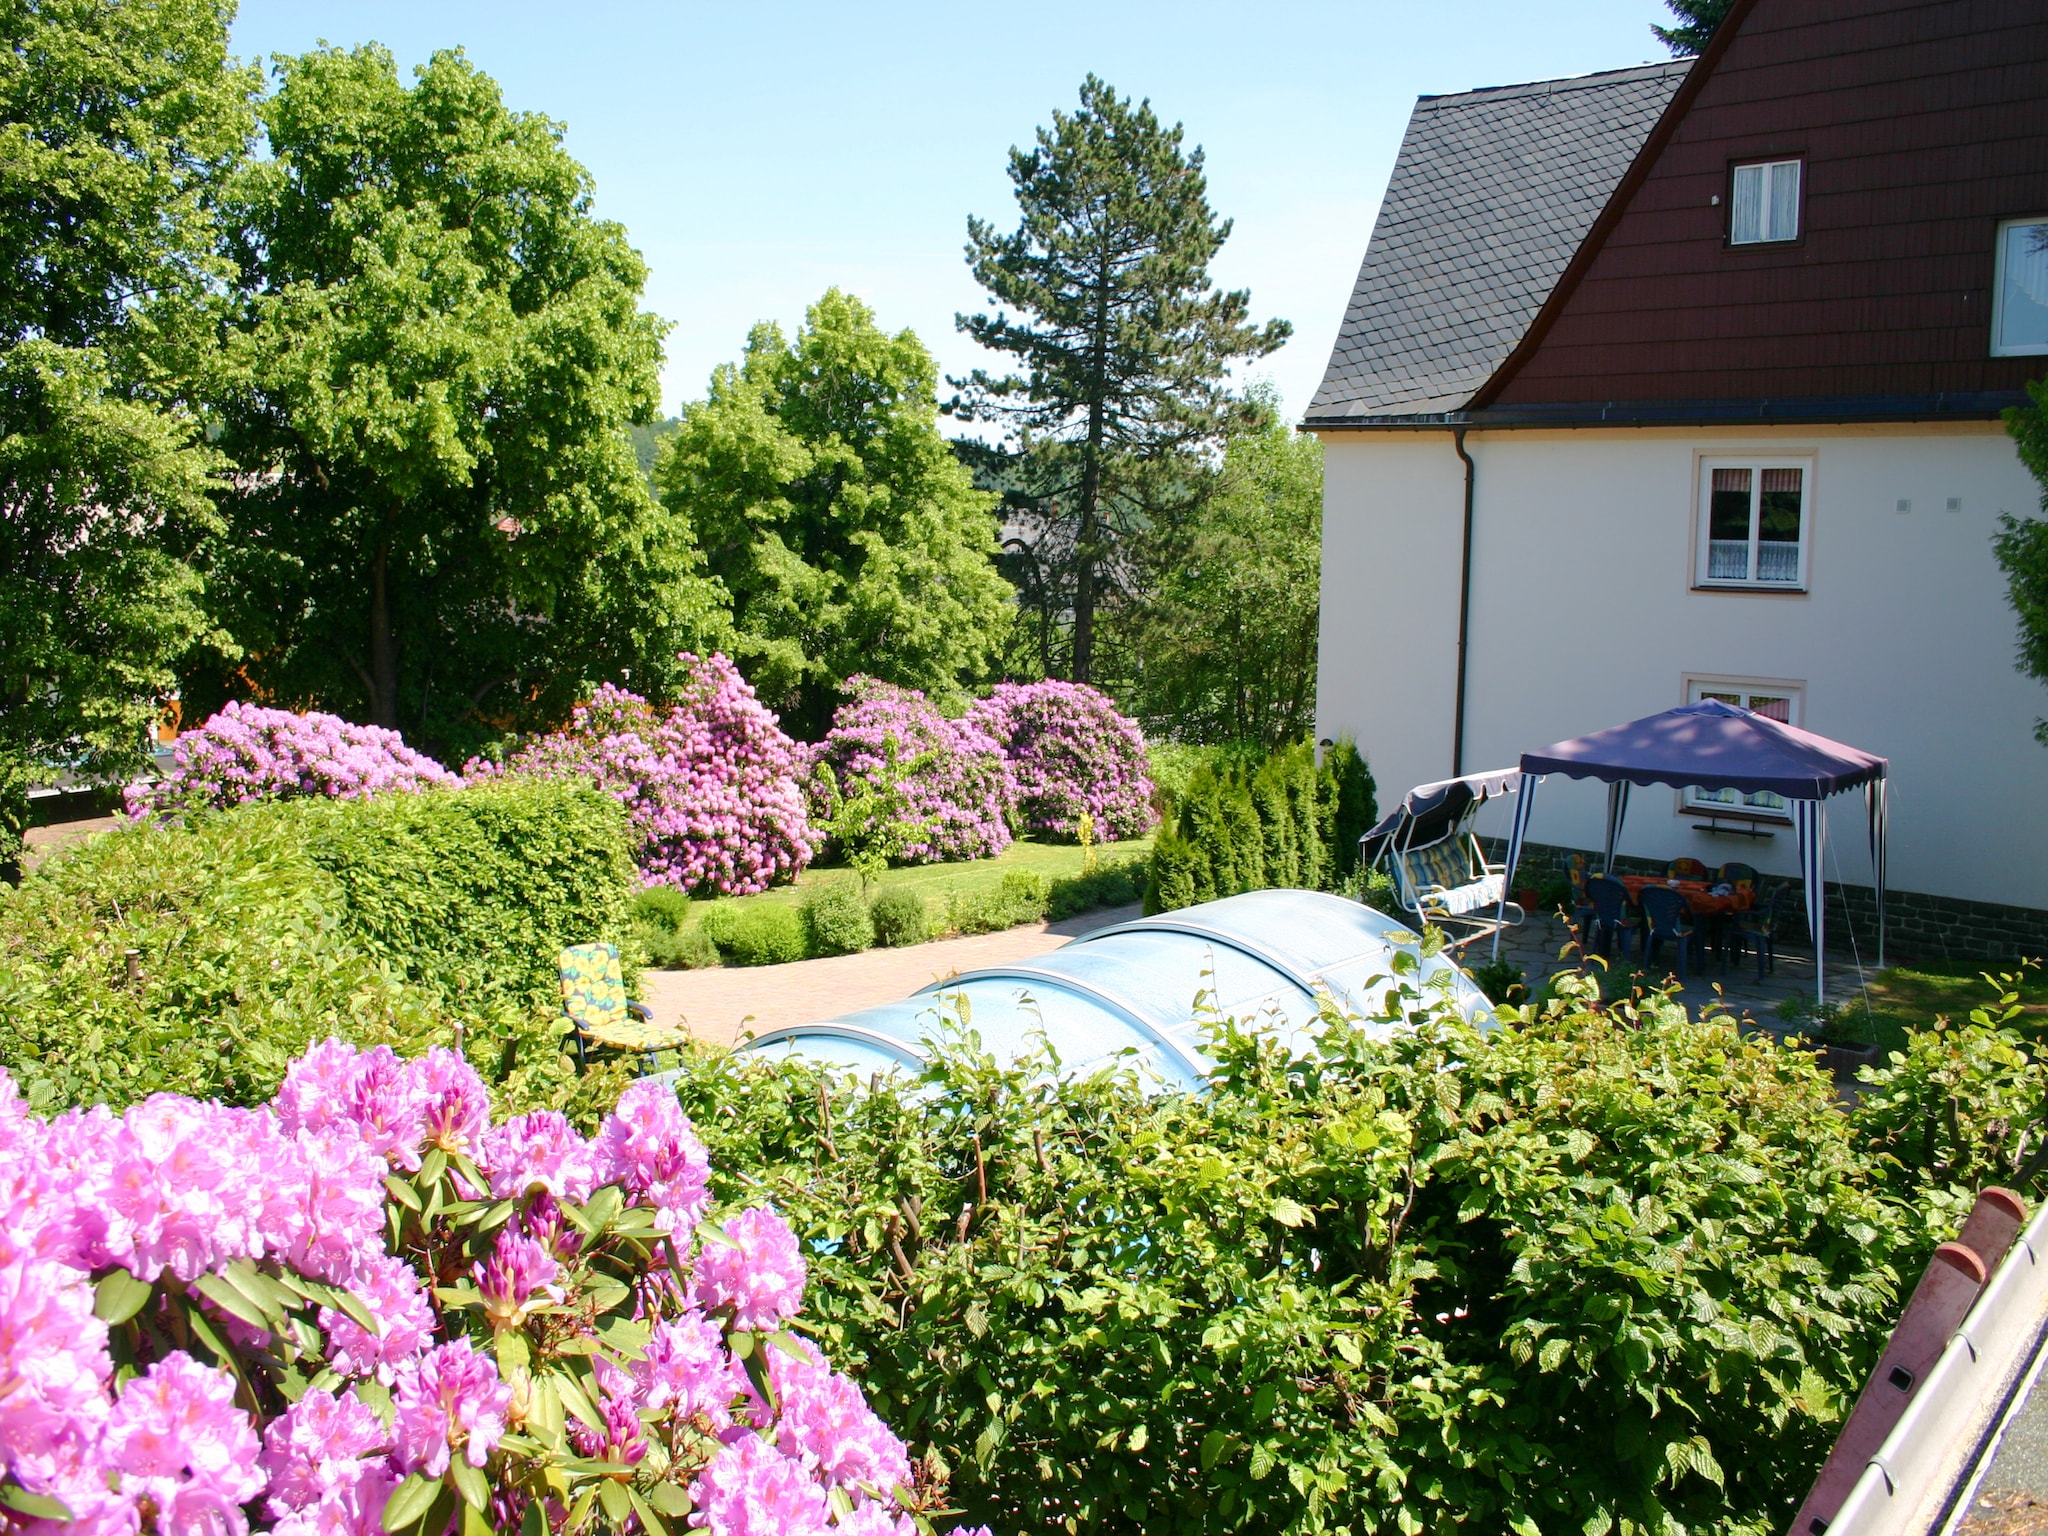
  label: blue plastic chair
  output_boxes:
[1584,876,1642,960]
[1637,886,1699,981]
[1731,883,1789,982]
[1564,853,1598,947]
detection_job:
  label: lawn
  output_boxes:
[1853,956,2048,1057]
[681,833,1153,933]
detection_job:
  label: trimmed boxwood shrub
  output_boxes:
[804,880,876,956]
[949,868,1050,935]
[0,779,635,1112]
[715,901,807,966]
[869,887,931,948]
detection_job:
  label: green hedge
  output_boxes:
[668,975,1957,1536]
[0,780,635,1112]
[1148,740,1374,914]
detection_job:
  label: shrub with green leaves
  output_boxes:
[714,901,808,966]
[1045,858,1147,920]
[948,868,1050,936]
[0,779,634,1113]
[668,971,1927,1536]
[804,879,876,956]
[870,887,931,948]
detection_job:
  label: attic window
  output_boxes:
[1730,159,1801,245]
[1992,217,2048,356]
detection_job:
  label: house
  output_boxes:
[1307,0,2048,957]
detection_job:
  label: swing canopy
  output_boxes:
[1500,700,1889,1000]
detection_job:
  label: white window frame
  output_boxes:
[1992,215,2048,357]
[1694,455,1814,591]
[1681,677,1806,819]
[1730,158,1802,245]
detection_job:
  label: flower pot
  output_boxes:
[1515,887,1542,913]
[1825,1040,1881,1076]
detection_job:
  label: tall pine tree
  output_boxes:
[952,76,1288,684]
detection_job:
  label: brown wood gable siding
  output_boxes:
[1484,0,2048,407]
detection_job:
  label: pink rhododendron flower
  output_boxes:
[690,1207,806,1332]
[765,1339,910,1494]
[0,1251,109,1463]
[466,658,821,896]
[569,1361,647,1467]
[967,680,1154,840]
[321,1254,435,1383]
[518,1193,583,1264]
[259,1389,387,1516]
[126,701,456,820]
[686,1434,831,1536]
[632,1314,746,1432]
[391,1340,511,1478]
[408,1048,489,1159]
[480,1111,596,1202]
[102,1353,265,1536]
[808,678,1015,864]
[595,1080,710,1235]
[475,1228,562,1331]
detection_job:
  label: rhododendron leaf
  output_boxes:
[529,1376,566,1441]
[0,1485,73,1522]
[434,1284,483,1309]
[727,1330,754,1359]
[697,1219,740,1251]
[420,1147,449,1186]
[594,1316,650,1356]
[217,1260,292,1327]
[567,1488,597,1530]
[356,1377,396,1426]
[462,1503,494,1536]
[626,1485,670,1535]
[178,1292,236,1365]
[521,1499,548,1536]
[584,1281,631,1315]
[737,1340,776,1410]
[93,1267,153,1325]
[381,1473,442,1533]
[550,1367,604,1431]
[475,1198,517,1234]
[496,1331,531,1372]
[766,1330,812,1363]
[312,1281,379,1334]
[596,1478,631,1524]
[646,1483,691,1518]
[449,1457,490,1512]
[580,1186,624,1233]
[385,1175,423,1213]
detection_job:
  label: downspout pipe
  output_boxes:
[1450,427,1476,777]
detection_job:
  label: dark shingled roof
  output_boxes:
[1306,60,1691,425]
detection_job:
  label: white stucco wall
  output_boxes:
[1316,422,2048,911]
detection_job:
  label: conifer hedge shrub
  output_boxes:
[0,780,635,1112]
[669,974,1947,1536]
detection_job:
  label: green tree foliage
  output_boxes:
[954,76,1290,683]
[1129,394,1322,747]
[656,289,1012,737]
[0,0,253,875]
[1996,380,2048,744]
[1655,0,1735,54]
[202,45,723,754]
[671,972,1934,1535]
[1147,743,1343,913]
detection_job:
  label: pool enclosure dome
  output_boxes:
[732,888,1494,1091]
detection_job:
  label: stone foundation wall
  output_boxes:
[1481,838,2048,965]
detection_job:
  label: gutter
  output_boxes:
[1450,428,1476,778]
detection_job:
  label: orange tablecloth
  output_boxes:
[1615,875,1755,918]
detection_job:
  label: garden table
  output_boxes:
[1614,875,1754,919]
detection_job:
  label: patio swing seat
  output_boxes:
[1387,831,1524,948]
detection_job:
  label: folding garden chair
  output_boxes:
[558,942,684,1075]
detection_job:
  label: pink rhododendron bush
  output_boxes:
[966,682,1154,841]
[469,656,821,897]
[809,680,1014,865]
[0,1042,983,1536]
[125,703,458,820]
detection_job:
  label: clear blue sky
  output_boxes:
[229,1,1677,421]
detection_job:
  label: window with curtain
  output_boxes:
[1730,158,1801,245]
[1685,681,1804,816]
[1697,458,1810,588]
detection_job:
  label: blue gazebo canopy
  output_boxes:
[1501,700,1889,1001]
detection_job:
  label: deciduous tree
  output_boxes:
[953,75,1289,683]
[0,0,252,877]
[1996,380,2048,745]
[656,289,1011,739]
[203,45,723,756]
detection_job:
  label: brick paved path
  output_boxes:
[639,904,1143,1046]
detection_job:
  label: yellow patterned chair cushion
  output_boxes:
[559,943,681,1054]
[1394,838,1506,920]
